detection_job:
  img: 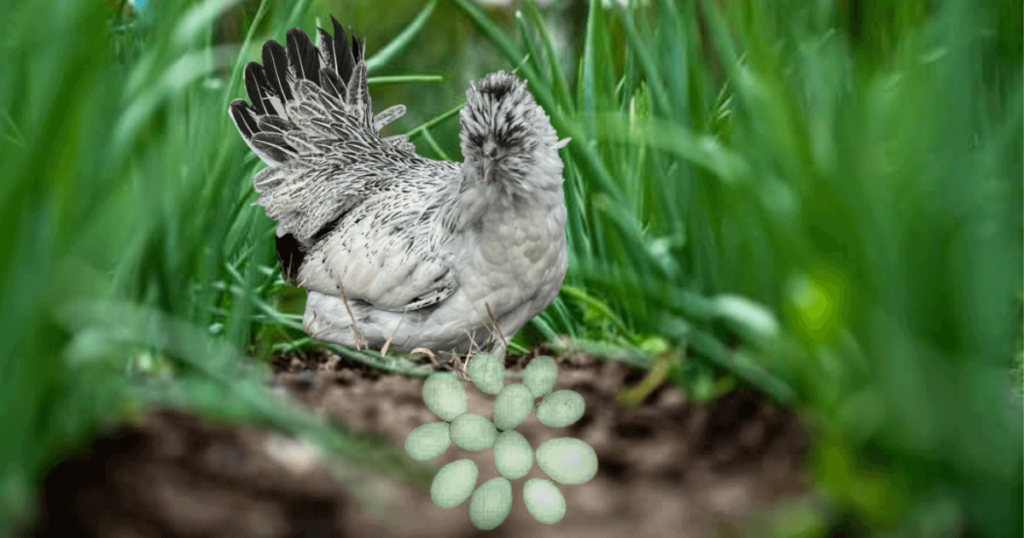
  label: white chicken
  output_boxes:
[228,17,570,362]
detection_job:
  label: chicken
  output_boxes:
[228,17,570,362]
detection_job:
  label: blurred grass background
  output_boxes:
[0,0,1020,536]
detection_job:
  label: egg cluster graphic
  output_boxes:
[404,355,597,530]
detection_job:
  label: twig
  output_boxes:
[452,330,482,381]
[485,302,507,347]
[332,270,364,350]
[304,310,335,339]
[381,311,408,357]
[461,329,478,360]
[311,321,334,340]
[456,357,469,379]
[410,347,440,366]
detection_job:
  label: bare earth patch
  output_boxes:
[33,349,809,537]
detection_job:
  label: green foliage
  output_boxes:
[0,0,439,533]
[0,0,1019,536]
[449,0,1022,536]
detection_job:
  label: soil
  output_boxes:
[32,348,809,538]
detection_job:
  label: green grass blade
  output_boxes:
[522,0,574,114]
[366,0,439,72]
[367,74,444,85]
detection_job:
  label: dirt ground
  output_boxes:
[32,348,809,538]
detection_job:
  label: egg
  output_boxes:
[422,372,467,421]
[468,353,504,395]
[449,413,498,451]
[468,477,513,530]
[523,356,558,397]
[492,383,536,431]
[404,421,451,461]
[523,478,566,524]
[493,430,533,480]
[535,437,598,485]
[430,459,478,508]
[536,389,585,428]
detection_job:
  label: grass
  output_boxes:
[1,0,1020,536]
[465,1,1022,535]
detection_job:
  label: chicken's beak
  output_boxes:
[481,160,493,182]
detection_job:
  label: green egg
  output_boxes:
[492,430,533,480]
[404,422,451,461]
[430,459,478,508]
[535,437,598,485]
[468,477,513,530]
[536,389,586,428]
[492,383,535,431]
[422,372,467,421]
[523,478,566,524]
[468,353,504,395]
[523,356,558,397]
[449,413,498,451]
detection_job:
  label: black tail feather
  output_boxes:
[243,62,273,115]
[251,132,297,163]
[261,40,292,102]
[321,67,346,99]
[286,28,321,85]
[229,100,258,138]
[350,31,362,68]
[317,27,335,71]
[330,15,356,83]
[257,115,292,135]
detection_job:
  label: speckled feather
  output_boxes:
[228,17,570,360]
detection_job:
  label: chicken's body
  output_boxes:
[228,18,569,361]
[303,174,567,358]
